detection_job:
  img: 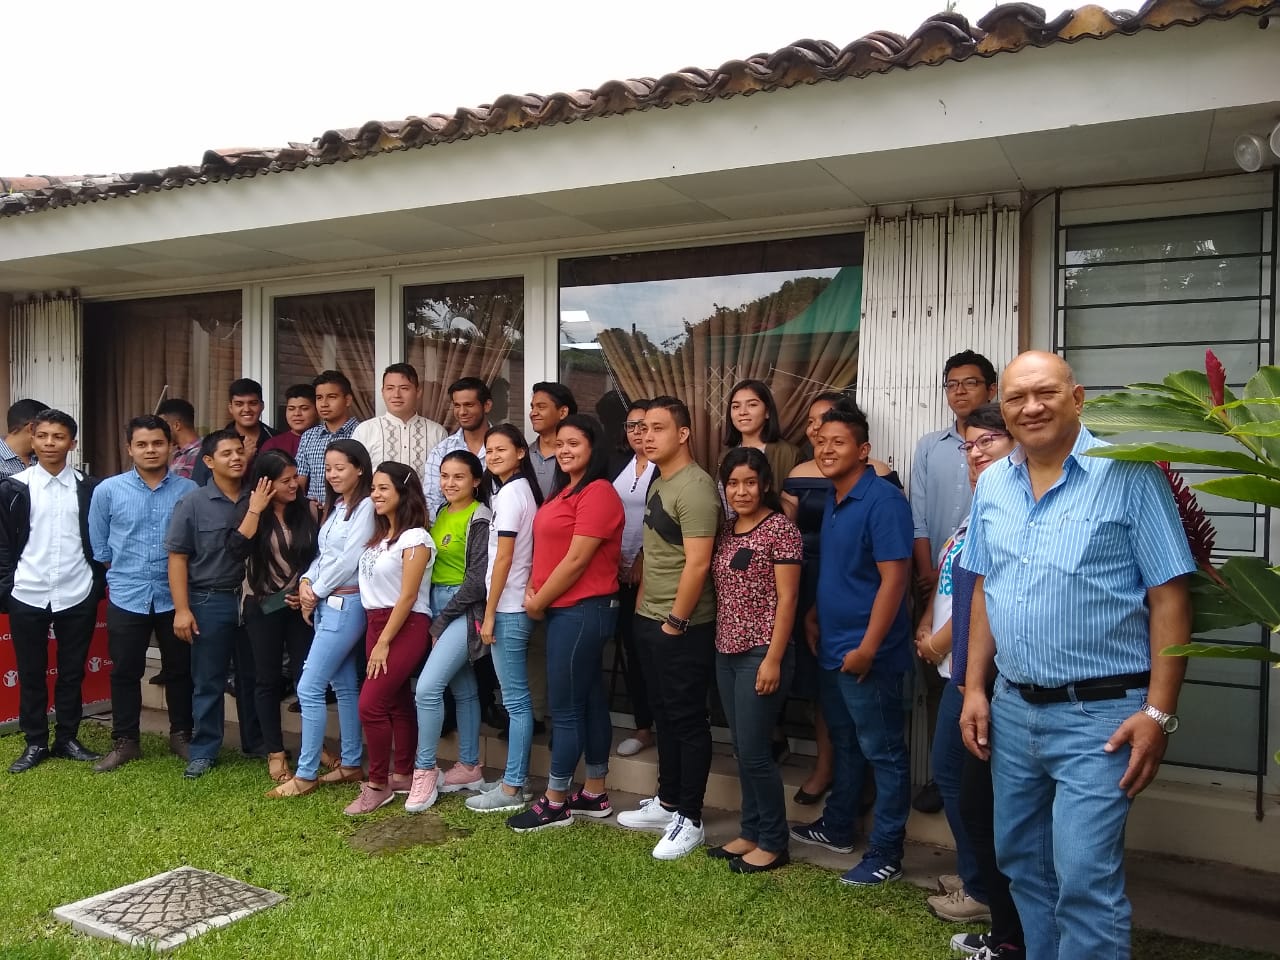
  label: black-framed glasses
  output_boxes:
[944,377,987,392]
[624,420,647,432]
[958,432,1010,453]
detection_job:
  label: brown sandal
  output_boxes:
[320,745,341,772]
[267,752,292,784]
[264,776,317,798]
[319,764,364,785]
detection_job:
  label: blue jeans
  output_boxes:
[545,595,617,793]
[189,590,260,762]
[414,585,480,770]
[991,677,1141,960]
[818,666,911,861]
[295,595,366,780]
[716,645,794,853]
[490,610,535,788]
[933,682,987,902]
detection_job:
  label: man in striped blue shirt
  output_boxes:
[960,351,1194,960]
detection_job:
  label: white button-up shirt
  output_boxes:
[353,414,447,475]
[12,464,94,612]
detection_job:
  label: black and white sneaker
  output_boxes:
[950,932,993,956]
[566,788,612,819]
[507,797,574,833]
[789,817,855,854]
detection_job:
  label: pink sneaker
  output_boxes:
[405,768,440,813]
[388,771,413,795]
[440,762,486,793]
[343,781,396,816]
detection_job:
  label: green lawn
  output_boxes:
[0,727,1267,960]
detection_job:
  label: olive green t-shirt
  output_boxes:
[638,460,722,625]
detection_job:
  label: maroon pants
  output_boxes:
[359,609,431,784]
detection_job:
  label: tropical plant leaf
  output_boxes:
[1163,369,1213,405]
[1244,366,1280,462]
[1127,382,1204,399]
[1082,397,1227,437]
[1188,575,1265,633]
[1083,442,1280,480]
[1226,421,1280,438]
[1218,556,1280,632]
[1216,397,1280,410]
[1091,391,1209,414]
[1193,475,1280,509]
[1162,642,1280,662]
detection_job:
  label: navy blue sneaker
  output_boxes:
[183,757,215,780]
[839,849,903,886]
[789,817,854,855]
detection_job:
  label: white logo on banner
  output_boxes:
[2,669,17,687]
[86,657,102,673]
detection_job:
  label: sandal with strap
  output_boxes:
[267,752,292,784]
[265,776,318,798]
[320,746,341,772]
[319,764,364,785]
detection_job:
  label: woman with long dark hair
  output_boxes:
[708,448,802,872]
[722,380,799,493]
[508,415,624,831]
[345,462,435,815]
[465,424,542,814]
[406,450,491,812]
[268,439,374,798]
[228,450,319,784]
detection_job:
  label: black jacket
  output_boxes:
[0,468,106,612]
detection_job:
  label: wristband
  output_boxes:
[665,613,690,632]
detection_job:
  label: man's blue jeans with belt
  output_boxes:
[189,589,259,762]
[991,676,1142,960]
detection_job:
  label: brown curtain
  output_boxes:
[82,292,242,476]
[405,278,524,427]
[596,267,860,468]
[274,290,377,420]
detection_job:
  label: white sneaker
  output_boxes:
[652,814,704,860]
[465,784,526,813]
[616,795,676,831]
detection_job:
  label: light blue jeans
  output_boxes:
[991,676,1141,960]
[294,595,365,780]
[414,584,481,770]
[490,610,535,788]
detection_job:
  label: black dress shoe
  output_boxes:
[51,738,103,762]
[729,850,791,874]
[9,744,50,773]
[793,781,832,805]
[707,844,752,861]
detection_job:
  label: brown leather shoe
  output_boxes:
[265,776,318,798]
[93,739,141,773]
[267,752,292,783]
[169,731,192,761]
[319,764,364,785]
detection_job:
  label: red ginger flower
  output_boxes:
[1158,461,1222,584]
[1206,349,1226,409]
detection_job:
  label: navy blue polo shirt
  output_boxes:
[817,466,914,672]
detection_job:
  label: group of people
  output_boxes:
[0,346,1192,960]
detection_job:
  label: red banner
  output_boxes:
[0,601,112,727]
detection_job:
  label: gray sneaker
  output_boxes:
[465,784,527,813]
[183,757,214,780]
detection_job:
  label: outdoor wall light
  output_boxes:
[1234,133,1270,172]
[1272,120,1280,161]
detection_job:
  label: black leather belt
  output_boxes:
[1012,671,1149,705]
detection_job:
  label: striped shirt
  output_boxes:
[961,426,1194,688]
[423,428,487,521]
[296,419,361,502]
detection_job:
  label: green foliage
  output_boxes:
[1082,355,1280,669]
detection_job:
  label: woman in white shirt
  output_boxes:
[613,398,657,757]
[268,439,374,798]
[465,424,543,814]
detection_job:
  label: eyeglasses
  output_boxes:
[958,432,1010,453]
[943,377,987,392]
[624,420,647,432]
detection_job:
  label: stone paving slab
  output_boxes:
[52,866,284,952]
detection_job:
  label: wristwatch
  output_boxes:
[665,613,690,633]
[1140,701,1179,734]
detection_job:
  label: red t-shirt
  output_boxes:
[531,479,624,608]
[260,431,302,459]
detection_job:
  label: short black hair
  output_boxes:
[531,381,577,416]
[819,405,869,446]
[228,378,264,401]
[449,377,491,404]
[648,396,691,431]
[965,402,1008,435]
[382,363,420,388]
[313,369,353,395]
[156,398,196,428]
[34,409,78,441]
[200,428,242,460]
[7,399,49,434]
[284,383,316,402]
[943,351,998,387]
[125,414,172,444]
[625,398,653,414]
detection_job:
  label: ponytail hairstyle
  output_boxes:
[322,438,373,521]
[482,423,544,506]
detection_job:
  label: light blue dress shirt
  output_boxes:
[910,424,972,565]
[302,497,375,598]
[89,469,199,614]
[961,427,1195,688]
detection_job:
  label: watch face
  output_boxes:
[1164,715,1180,734]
